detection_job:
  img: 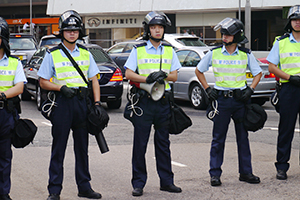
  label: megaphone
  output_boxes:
[130,81,165,101]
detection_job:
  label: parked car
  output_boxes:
[163,33,207,50]
[173,47,276,109]
[22,43,123,110]
[106,40,144,77]
[9,33,38,65]
[38,34,90,47]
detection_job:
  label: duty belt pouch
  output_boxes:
[12,118,38,148]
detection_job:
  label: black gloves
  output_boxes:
[94,104,110,130]
[289,75,300,87]
[240,86,254,102]
[146,71,168,84]
[205,87,218,101]
[60,85,76,98]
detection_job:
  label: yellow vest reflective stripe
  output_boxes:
[51,47,90,87]
[0,57,18,91]
[212,48,247,88]
[137,45,172,90]
[279,37,300,83]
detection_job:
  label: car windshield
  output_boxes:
[89,47,112,63]
[175,38,206,47]
[9,38,36,50]
[40,38,61,46]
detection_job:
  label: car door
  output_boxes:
[174,50,201,99]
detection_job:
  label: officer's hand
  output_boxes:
[156,77,165,84]
[60,85,76,98]
[205,87,218,101]
[94,104,109,129]
[240,86,254,102]
[289,75,300,87]
[146,71,167,84]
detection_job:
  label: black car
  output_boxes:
[22,43,123,110]
[106,40,144,77]
[9,33,38,65]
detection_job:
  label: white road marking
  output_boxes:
[153,157,187,167]
[263,127,300,132]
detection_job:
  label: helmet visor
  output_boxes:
[214,17,238,35]
[288,5,300,19]
[60,10,82,23]
[144,11,171,26]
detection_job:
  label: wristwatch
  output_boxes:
[0,92,6,101]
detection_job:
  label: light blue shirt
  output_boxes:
[0,54,27,85]
[124,40,181,72]
[196,45,262,90]
[267,34,300,66]
[37,43,99,85]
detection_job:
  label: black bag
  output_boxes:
[243,103,267,132]
[87,104,109,135]
[169,103,192,134]
[12,119,38,148]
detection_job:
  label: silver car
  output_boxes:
[173,47,276,109]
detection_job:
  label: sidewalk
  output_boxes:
[10,141,300,200]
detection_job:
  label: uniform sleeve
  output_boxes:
[124,47,138,72]
[170,49,181,72]
[266,40,280,65]
[196,50,213,73]
[37,52,55,80]
[88,53,100,78]
[14,60,27,84]
[247,53,262,76]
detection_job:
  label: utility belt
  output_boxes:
[0,96,21,113]
[60,87,91,99]
[129,86,171,105]
[217,88,244,100]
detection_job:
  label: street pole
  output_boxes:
[30,0,32,35]
[239,0,241,20]
[245,0,251,48]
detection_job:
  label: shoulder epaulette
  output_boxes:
[277,33,290,41]
[161,41,172,47]
[211,45,222,51]
[9,55,19,60]
[134,42,147,48]
[238,46,251,54]
[76,43,88,50]
[49,45,61,52]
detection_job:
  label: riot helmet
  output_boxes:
[142,11,171,42]
[214,17,248,45]
[0,17,10,56]
[284,5,300,33]
[57,10,85,41]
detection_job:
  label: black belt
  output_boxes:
[218,89,244,99]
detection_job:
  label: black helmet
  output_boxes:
[214,17,248,45]
[284,5,300,33]
[142,11,171,41]
[0,17,10,56]
[57,10,85,39]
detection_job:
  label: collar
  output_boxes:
[0,53,8,62]
[61,42,80,53]
[221,45,239,55]
[146,40,162,50]
[289,33,300,43]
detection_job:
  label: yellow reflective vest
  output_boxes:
[278,36,300,83]
[136,44,173,90]
[0,57,19,91]
[51,47,90,87]
[212,47,248,88]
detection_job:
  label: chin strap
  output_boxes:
[149,35,163,42]
[62,37,77,44]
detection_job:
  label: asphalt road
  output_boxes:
[9,82,300,199]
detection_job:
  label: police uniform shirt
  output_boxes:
[196,45,262,90]
[267,34,300,66]
[37,43,99,86]
[124,40,181,80]
[0,54,27,85]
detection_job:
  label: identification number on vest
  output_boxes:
[246,72,253,78]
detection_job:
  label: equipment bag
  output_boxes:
[169,102,192,134]
[243,103,267,132]
[12,118,37,148]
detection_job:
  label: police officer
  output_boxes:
[0,17,27,200]
[195,18,262,186]
[268,5,300,180]
[124,11,182,196]
[37,10,102,200]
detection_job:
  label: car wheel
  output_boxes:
[251,97,268,106]
[21,86,32,101]
[107,98,122,109]
[189,83,207,110]
[36,84,42,111]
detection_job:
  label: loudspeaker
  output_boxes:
[139,82,165,101]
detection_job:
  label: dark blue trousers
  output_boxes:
[131,95,174,189]
[209,95,252,177]
[48,95,91,195]
[276,83,300,172]
[0,109,15,195]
